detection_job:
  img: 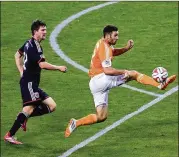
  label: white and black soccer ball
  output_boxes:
[152,67,168,83]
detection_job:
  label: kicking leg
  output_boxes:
[127,70,176,90]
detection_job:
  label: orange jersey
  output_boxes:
[88,38,114,78]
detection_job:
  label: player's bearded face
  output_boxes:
[36,26,47,41]
[109,31,119,45]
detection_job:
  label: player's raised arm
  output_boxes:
[15,51,24,77]
[113,39,134,56]
[39,61,67,72]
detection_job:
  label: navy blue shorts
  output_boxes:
[20,80,49,107]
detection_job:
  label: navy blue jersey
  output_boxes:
[18,38,45,85]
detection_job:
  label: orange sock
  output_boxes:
[136,74,159,87]
[76,114,97,127]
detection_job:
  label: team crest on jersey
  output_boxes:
[102,59,112,68]
[25,43,29,50]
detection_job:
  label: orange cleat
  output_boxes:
[65,118,77,138]
[158,75,176,90]
[4,132,23,145]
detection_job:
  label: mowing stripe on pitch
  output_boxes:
[58,85,178,157]
[49,1,162,97]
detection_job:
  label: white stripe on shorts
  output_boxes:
[28,82,36,101]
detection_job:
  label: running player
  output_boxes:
[4,20,67,144]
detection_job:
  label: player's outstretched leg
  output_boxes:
[128,70,176,90]
[65,114,97,138]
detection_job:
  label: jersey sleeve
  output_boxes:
[25,42,45,63]
[18,43,25,56]
[98,42,112,68]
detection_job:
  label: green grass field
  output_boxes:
[1,2,178,157]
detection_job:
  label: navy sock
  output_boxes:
[9,112,28,136]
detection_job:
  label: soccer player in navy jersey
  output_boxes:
[4,20,67,144]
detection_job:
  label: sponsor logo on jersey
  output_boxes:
[102,59,112,68]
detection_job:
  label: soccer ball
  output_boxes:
[152,67,168,83]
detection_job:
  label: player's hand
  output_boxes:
[122,70,130,80]
[126,39,134,50]
[59,66,67,73]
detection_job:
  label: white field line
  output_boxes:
[49,2,178,157]
[49,1,161,97]
[58,85,178,157]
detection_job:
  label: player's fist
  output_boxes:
[126,39,134,50]
[59,66,67,72]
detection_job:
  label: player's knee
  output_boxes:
[97,114,107,122]
[43,97,57,112]
[49,102,57,112]
[96,104,108,122]
[129,70,140,79]
[23,105,34,115]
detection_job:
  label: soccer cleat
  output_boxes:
[158,75,176,90]
[65,118,77,138]
[4,132,23,145]
[21,119,27,132]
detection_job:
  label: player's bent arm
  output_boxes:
[113,39,134,56]
[103,67,126,76]
[113,47,128,56]
[39,61,67,72]
[15,51,24,76]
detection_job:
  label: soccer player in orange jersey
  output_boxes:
[65,25,176,137]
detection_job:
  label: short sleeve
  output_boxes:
[18,43,25,56]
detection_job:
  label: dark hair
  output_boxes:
[103,25,118,37]
[31,19,46,35]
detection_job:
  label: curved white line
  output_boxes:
[48,2,177,157]
[49,1,162,97]
[49,2,117,73]
[49,2,162,97]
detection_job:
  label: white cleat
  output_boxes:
[65,118,77,138]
